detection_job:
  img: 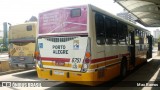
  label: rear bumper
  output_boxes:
[10,63,35,69]
[9,56,35,69]
[36,65,100,86]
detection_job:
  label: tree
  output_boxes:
[158,36,160,42]
[0,38,3,44]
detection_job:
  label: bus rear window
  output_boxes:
[71,8,81,17]
[27,25,32,31]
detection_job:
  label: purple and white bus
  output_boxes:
[35,4,152,86]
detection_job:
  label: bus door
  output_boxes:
[129,31,135,67]
[147,35,152,59]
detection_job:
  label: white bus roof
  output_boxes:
[89,4,150,33]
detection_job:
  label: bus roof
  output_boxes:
[38,4,150,36]
[10,22,37,27]
[89,4,150,33]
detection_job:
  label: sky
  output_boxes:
[0,0,159,36]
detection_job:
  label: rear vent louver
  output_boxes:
[45,37,77,42]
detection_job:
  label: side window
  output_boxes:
[147,33,150,44]
[27,25,32,31]
[144,33,148,44]
[135,29,140,44]
[105,17,112,44]
[124,25,128,44]
[135,29,139,36]
[135,29,144,51]
[139,31,144,44]
[117,22,123,44]
[111,19,118,44]
[120,24,127,45]
[127,32,131,45]
[105,17,118,44]
[95,13,105,45]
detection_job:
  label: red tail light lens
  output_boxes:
[81,37,91,72]
[34,51,40,60]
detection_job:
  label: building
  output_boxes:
[153,29,160,39]
[25,16,37,22]
[117,11,137,24]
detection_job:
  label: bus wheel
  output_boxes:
[120,58,127,78]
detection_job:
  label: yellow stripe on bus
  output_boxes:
[42,61,54,66]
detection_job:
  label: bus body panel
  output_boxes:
[36,4,151,86]
[39,5,87,35]
[38,36,88,71]
[9,22,37,40]
[9,42,36,68]
[9,22,37,69]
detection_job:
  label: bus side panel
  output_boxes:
[89,7,122,83]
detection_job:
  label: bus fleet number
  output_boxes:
[72,58,81,63]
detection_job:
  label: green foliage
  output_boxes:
[0,38,3,43]
[158,36,160,42]
[0,46,8,51]
[2,47,8,51]
[135,36,139,40]
[0,38,8,51]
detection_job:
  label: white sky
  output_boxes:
[0,0,159,36]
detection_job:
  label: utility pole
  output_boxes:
[0,30,2,53]
[3,22,8,51]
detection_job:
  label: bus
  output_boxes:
[35,4,152,86]
[9,22,37,69]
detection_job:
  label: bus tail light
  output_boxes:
[34,51,40,60]
[34,51,43,68]
[81,38,91,72]
[85,52,91,58]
